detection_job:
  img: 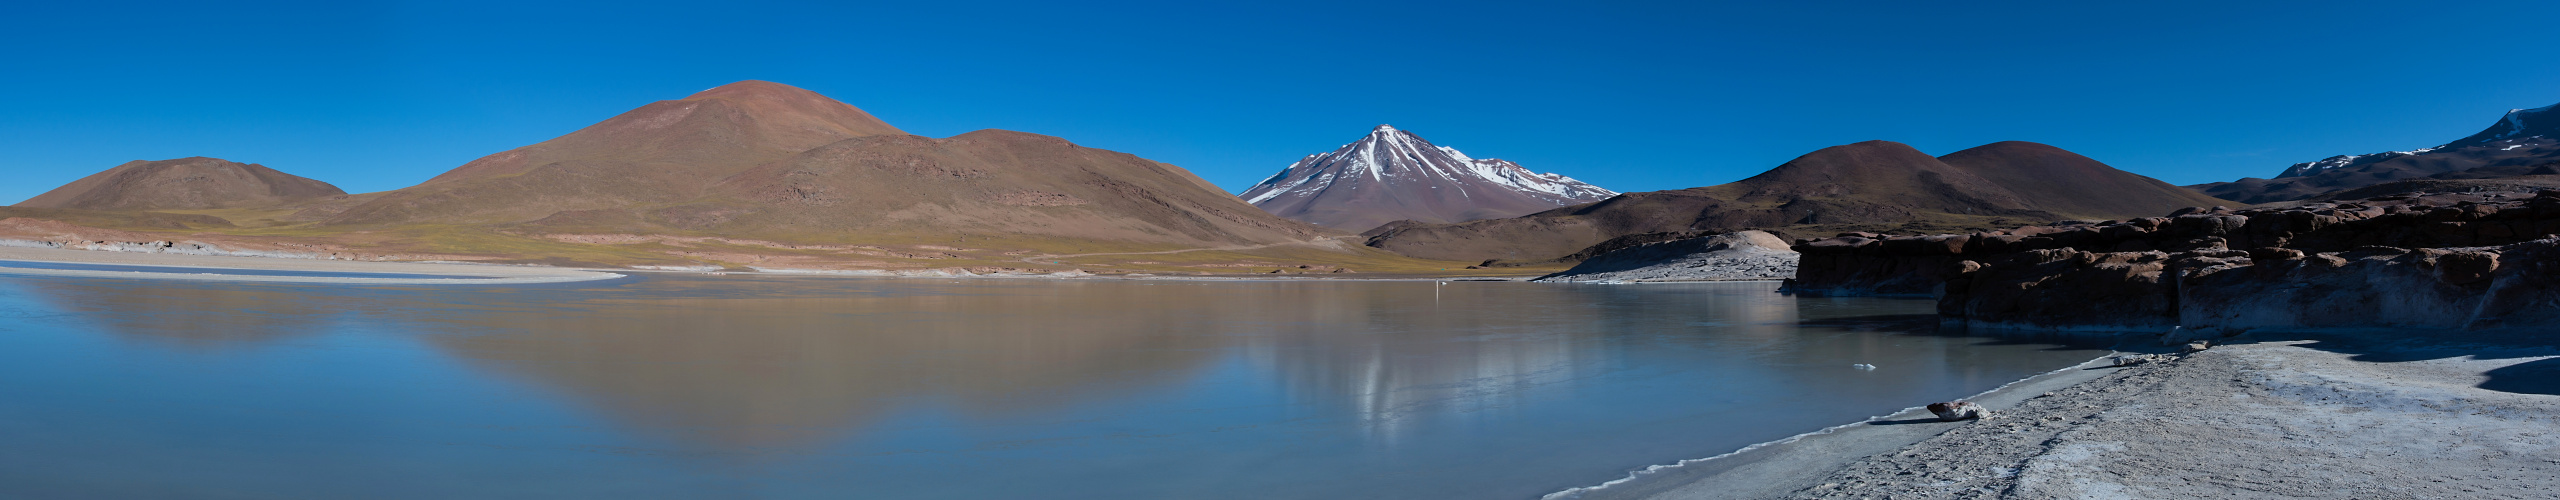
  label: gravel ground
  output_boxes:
[1791,337,2560,499]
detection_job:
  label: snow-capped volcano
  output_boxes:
[2195,100,2560,203]
[2273,103,2559,179]
[1240,125,1617,231]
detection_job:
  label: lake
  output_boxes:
[0,274,2118,498]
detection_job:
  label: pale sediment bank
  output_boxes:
[1566,332,2560,499]
[1554,351,2134,500]
[0,246,623,284]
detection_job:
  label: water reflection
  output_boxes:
[0,275,2123,499]
[414,280,1242,449]
[1244,282,1606,443]
[0,279,348,348]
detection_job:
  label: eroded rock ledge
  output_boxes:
[1786,191,2560,331]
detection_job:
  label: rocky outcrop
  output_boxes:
[2175,241,2560,330]
[1789,190,2560,331]
[1532,230,1797,282]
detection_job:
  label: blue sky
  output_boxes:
[6,0,2558,205]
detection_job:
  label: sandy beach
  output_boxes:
[0,246,624,284]
[1566,330,2560,499]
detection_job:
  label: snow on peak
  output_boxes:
[2277,100,2560,178]
[2487,102,2557,141]
[1239,125,1618,207]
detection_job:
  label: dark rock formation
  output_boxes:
[1789,190,2560,331]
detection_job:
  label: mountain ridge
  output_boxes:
[2194,101,2560,203]
[323,80,907,225]
[0,81,1467,275]
[1363,140,2228,263]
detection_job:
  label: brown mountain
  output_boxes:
[1363,140,2230,263]
[304,80,1326,249]
[619,129,1328,246]
[1937,141,2228,218]
[17,157,344,211]
[319,80,908,225]
[2190,102,2560,203]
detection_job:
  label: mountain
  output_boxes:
[303,80,1326,249]
[1937,141,2229,218]
[2192,102,2560,203]
[1363,140,2229,263]
[319,80,908,225]
[647,129,1329,246]
[16,157,344,211]
[1238,125,1615,231]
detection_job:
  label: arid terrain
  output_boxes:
[3,81,1549,278]
[1362,140,2230,265]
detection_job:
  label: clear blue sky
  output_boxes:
[7,0,2558,205]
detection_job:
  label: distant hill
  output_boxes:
[1364,140,2228,263]
[1938,141,2229,218]
[0,81,1549,274]
[649,129,1330,247]
[299,80,1328,248]
[2295,161,2560,203]
[2191,102,2560,203]
[318,80,909,225]
[16,157,344,211]
[1239,125,1615,231]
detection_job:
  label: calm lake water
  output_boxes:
[0,274,2117,499]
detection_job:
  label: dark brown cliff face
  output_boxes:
[1789,189,2560,332]
[1363,140,2224,264]
[17,157,345,211]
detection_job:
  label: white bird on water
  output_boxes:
[1852,363,1877,370]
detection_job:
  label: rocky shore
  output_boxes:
[1567,329,2559,500]
[1787,190,2560,332]
[1791,334,2559,499]
[1605,191,2560,498]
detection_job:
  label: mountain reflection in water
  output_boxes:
[0,275,2119,499]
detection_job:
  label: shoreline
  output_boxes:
[0,245,1562,283]
[0,247,625,285]
[1571,330,2560,499]
[1554,349,2136,499]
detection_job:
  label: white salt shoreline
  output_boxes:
[0,247,624,285]
[0,246,1553,284]
[1552,350,2134,499]
[1566,330,2560,499]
